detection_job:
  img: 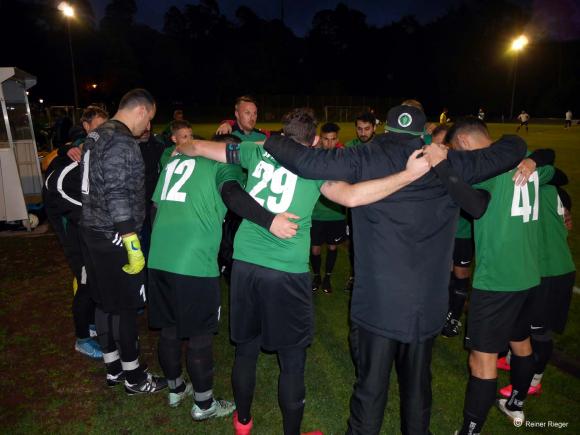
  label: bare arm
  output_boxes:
[176,140,227,163]
[320,150,429,207]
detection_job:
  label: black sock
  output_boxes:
[232,339,260,424]
[531,335,553,375]
[187,335,214,410]
[325,248,338,275]
[278,348,306,435]
[449,278,469,320]
[460,376,497,435]
[310,253,321,275]
[158,327,183,380]
[507,354,535,411]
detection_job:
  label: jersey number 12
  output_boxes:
[160,159,196,202]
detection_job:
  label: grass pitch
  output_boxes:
[0,122,578,434]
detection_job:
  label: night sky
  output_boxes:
[89,0,464,36]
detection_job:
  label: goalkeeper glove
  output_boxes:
[121,233,145,275]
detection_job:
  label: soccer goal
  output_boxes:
[324,106,371,122]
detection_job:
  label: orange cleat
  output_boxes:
[497,356,511,371]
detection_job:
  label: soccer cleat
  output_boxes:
[311,275,321,292]
[496,398,524,424]
[301,431,323,435]
[106,371,125,387]
[499,383,542,398]
[233,411,253,435]
[497,356,511,371]
[125,373,168,395]
[344,276,354,292]
[191,398,236,421]
[321,274,332,294]
[169,382,193,408]
[75,337,103,360]
[441,315,462,338]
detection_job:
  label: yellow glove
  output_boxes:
[122,234,145,274]
[72,276,78,295]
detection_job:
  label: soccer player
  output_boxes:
[311,122,346,293]
[446,118,554,433]
[264,106,526,435]
[148,131,297,419]
[345,112,376,148]
[516,110,530,133]
[80,89,166,395]
[177,108,431,435]
[160,109,184,146]
[159,120,194,169]
[499,180,575,399]
[440,107,450,125]
[43,106,109,360]
[565,110,572,128]
[478,108,485,121]
[215,95,271,142]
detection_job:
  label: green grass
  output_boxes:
[0,123,578,434]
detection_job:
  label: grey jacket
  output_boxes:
[81,120,145,238]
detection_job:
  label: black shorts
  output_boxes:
[311,219,346,246]
[230,260,313,351]
[453,237,474,268]
[148,268,220,338]
[465,287,536,353]
[81,229,146,313]
[530,272,576,334]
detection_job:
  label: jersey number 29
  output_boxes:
[249,161,297,213]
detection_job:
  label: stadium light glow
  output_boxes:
[58,2,75,18]
[91,83,98,89]
[511,35,528,51]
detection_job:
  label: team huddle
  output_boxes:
[42,89,575,435]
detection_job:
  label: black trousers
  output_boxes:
[347,325,434,435]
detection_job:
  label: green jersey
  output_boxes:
[312,196,346,221]
[539,185,575,277]
[455,215,472,239]
[233,142,324,273]
[159,146,175,169]
[345,138,362,148]
[148,154,243,277]
[472,165,554,291]
[232,128,267,143]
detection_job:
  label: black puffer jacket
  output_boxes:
[81,120,145,238]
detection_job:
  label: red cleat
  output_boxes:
[233,411,253,435]
[499,383,542,398]
[302,432,324,435]
[497,356,511,371]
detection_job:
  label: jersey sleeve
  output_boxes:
[238,141,260,170]
[537,165,555,185]
[152,165,165,204]
[473,176,496,192]
[215,162,244,191]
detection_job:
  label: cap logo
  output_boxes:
[398,113,412,128]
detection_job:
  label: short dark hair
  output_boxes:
[355,112,376,125]
[431,124,449,139]
[235,95,257,109]
[401,99,424,112]
[118,88,156,111]
[81,105,109,124]
[282,108,317,146]
[321,122,340,134]
[212,133,242,144]
[446,116,490,146]
[170,119,192,135]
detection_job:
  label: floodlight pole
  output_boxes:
[509,52,518,120]
[66,19,79,123]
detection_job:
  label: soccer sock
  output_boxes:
[278,347,307,435]
[449,278,469,320]
[72,280,94,339]
[118,309,146,384]
[506,354,535,411]
[187,335,214,410]
[460,376,497,435]
[158,326,183,389]
[531,334,553,382]
[325,248,338,275]
[232,337,261,425]
[95,307,122,376]
[310,253,321,275]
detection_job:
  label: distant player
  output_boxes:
[516,110,530,133]
[478,108,485,121]
[449,118,554,433]
[565,110,572,128]
[310,122,346,294]
[177,108,430,435]
[440,107,450,125]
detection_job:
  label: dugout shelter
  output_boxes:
[0,67,43,228]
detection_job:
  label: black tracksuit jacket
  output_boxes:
[264,133,526,343]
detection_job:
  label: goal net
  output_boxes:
[324,106,371,122]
